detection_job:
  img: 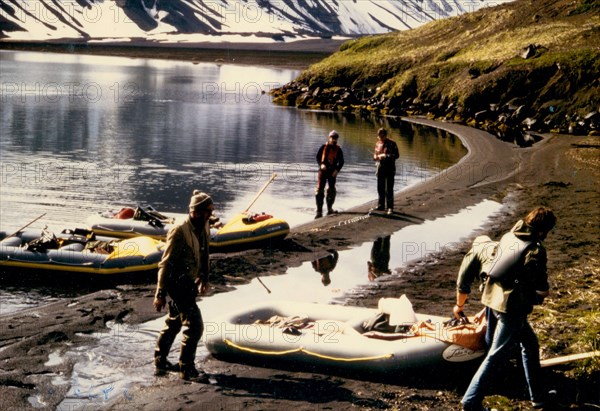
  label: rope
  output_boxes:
[223,339,393,362]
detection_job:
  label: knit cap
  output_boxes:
[189,190,213,212]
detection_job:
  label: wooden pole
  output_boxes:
[243,173,277,213]
[257,277,272,294]
[5,213,47,239]
[540,351,599,368]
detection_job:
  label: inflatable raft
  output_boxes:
[205,299,486,378]
[0,228,164,275]
[209,212,289,251]
[86,206,290,252]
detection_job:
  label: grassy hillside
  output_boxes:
[272,0,600,140]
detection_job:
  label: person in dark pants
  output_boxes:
[367,235,391,281]
[457,207,557,411]
[371,128,399,215]
[315,130,344,218]
[153,190,214,382]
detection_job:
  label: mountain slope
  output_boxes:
[272,0,600,138]
[0,0,513,42]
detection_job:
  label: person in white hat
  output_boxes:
[314,130,344,218]
[152,190,215,382]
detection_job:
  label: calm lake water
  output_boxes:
[0,50,470,313]
[0,50,465,234]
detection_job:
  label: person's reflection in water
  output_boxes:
[311,250,339,286]
[368,236,391,281]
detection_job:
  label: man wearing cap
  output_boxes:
[152,190,214,382]
[315,130,344,218]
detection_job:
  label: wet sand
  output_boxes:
[0,119,598,410]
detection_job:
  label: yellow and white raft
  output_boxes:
[0,228,164,275]
[87,207,289,252]
[209,212,290,252]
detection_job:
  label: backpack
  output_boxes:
[26,229,60,252]
[485,231,534,282]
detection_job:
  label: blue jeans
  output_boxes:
[461,310,544,410]
[484,306,496,348]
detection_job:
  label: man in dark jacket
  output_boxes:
[152,190,214,382]
[315,130,344,218]
[371,128,399,215]
[457,206,557,411]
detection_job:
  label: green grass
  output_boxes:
[290,0,600,118]
[533,260,600,379]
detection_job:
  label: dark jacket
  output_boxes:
[374,138,399,175]
[316,143,344,173]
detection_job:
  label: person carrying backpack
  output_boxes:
[457,206,557,411]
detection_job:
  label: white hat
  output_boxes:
[328,130,339,138]
[189,190,213,211]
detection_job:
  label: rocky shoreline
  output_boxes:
[271,71,600,147]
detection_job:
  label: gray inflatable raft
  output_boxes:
[205,300,485,377]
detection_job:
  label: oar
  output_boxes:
[5,213,47,239]
[257,277,272,294]
[243,173,277,213]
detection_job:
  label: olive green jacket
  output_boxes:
[481,220,549,313]
[457,221,549,314]
[456,234,497,293]
[156,215,210,295]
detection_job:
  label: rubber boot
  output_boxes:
[154,303,182,375]
[154,356,179,376]
[326,189,336,215]
[315,193,324,219]
[179,364,209,383]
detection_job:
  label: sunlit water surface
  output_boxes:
[1,50,465,312]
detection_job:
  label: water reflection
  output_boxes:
[0,51,466,234]
[311,250,339,286]
[367,236,391,281]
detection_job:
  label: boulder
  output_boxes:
[520,44,547,59]
[583,111,600,129]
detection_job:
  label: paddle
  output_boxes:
[4,213,47,239]
[243,173,277,213]
[257,277,272,294]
